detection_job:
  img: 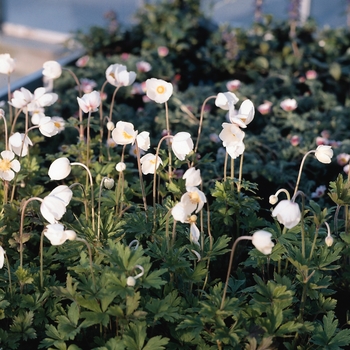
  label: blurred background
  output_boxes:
[0,0,349,90]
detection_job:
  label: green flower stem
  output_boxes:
[192,95,216,163]
[274,188,291,201]
[9,108,23,136]
[135,140,148,215]
[4,253,12,296]
[69,183,89,222]
[40,230,44,289]
[164,101,173,183]
[86,110,92,170]
[97,177,110,241]
[0,111,9,151]
[116,145,126,218]
[63,67,82,97]
[220,235,252,310]
[164,208,172,251]
[19,197,43,268]
[237,153,244,193]
[293,150,314,198]
[200,204,213,297]
[7,74,13,125]
[153,135,173,230]
[75,237,96,290]
[71,162,95,232]
[223,151,229,182]
[98,80,109,161]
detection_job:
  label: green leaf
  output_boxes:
[80,311,110,328]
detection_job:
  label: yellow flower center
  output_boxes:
[189,215,197,224]
[156,85,166,94]
[189,191,200,204]
[54,121,61,128]
[122,131,133,140]
[0,158,11,172]
[109,73,115,79]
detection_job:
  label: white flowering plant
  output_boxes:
[0,1,350,349]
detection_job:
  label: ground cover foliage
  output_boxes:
[1,0,350,348]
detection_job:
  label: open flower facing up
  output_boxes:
[171,132,194,161]
[229,99,255,128]
[314,145,333,164]
[251,230,274,255]
[183,167,202,187]
[0,53,15,75]
[219,123,245,147]
[136,131,150,151]
[215,92,239,110]
[40,185,73,224]
[105,63,136,87]
[146,78,173,103]
[0,150,20,181]
[0,245,5,268]
[48,157,71,180]
[42,60,62,80]
[9,87,33,109]
[280,98,298,112]
[140,153,163,175]
[44,223,76,246]
[9,132,33,157]
[272,200,301,229]
[77,90,101,113]
[112,121,138,145]
[27,87,58,112]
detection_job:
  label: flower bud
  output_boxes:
[104,178,115,189]
[116,162,126,172]
[126,276,136,287]
[269,195,278,205]
[106,121,115,131]
[325,235,334,247]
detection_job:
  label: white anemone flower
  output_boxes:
[0,245,5,268]
[171,132,194,161]
[112,121,138,145]
[190,222,200,246]
[226,141,245,159]
[9,132,33,157]
[183,167,202,187]
[181,187,207,213]
[51,116,65,133]
[136,131,150,151]
[314,145,333,164]
[105,64,136,87]
[171,202,193,223]
[44,223,76,246]
[219,123,245,147]
[40,185,73,224]
[42,61,62,80]
[0,53,15,75]
[48,157,71,180]
[140,153,163,175]
[31,108,46,125]
[0,150,20,181]
[272,200,301,229]
[215,92,239,110]
[77,90,101,113]
[9,87,33,109]
[229,99,255,128]
[38,116,59,137]
[146,78,173,104]
[252,230,275,255]
[27,87,58,112]
[280,98,298,112]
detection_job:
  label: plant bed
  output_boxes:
[0,0,350,349]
